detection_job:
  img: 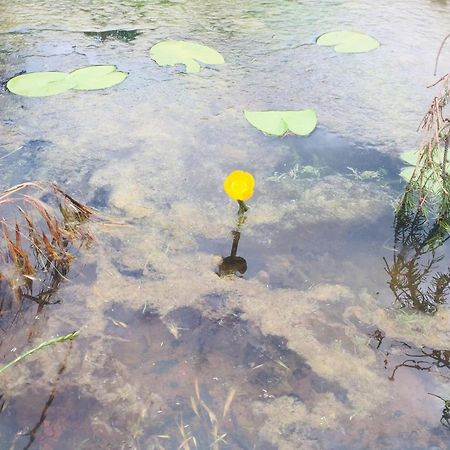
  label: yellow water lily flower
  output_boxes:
[223,170,255,201]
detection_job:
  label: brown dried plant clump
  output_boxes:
[0,182,93,312]
[399,73,450,215]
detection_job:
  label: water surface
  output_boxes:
[1,0,450,449]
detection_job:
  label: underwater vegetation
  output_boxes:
[84,29,142,43]
[0,331,79,375]
[384,206,450,314]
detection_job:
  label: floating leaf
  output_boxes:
[68,65,128,90]
[244,110,317,137]
[6,72,75,97]
[400,149,444,166]
[149,40,224,73]
[7,65,127,97]
[316,31,380,53]
[244,111,287,136]
[281,111,318,136]
[399,166,442,193]
[399,166,416,183]
[399,150,419,166]
[399,148,448,192]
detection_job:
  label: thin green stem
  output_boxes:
[237,200,249,214]
[0,330,80,374]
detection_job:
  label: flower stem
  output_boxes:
[237,200,249,214]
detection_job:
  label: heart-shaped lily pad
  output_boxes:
[6,65,128,97]
[67,65,128,90]
[149,40,224,73]
[316,31,380,53]
[244,110,317,136]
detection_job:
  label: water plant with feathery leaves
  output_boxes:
[384,203,450,313]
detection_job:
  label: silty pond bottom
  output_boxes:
[1,0,450,449]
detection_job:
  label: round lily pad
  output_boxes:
[6,72,76,97]
[149,40,225,73]
[316,31,380,53]
[6,65,128,97]
[244,110,317,137]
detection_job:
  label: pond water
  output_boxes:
[1,0,450,448]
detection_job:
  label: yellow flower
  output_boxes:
[223,170,255,201]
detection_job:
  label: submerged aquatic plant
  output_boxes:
[0,330,79,374]
[84,29,142,43]
[384,206,450,313]
[428,393,450,429]
[0,182,93,313]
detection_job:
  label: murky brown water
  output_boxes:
[1,0,450,448]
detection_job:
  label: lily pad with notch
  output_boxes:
[149,40,225,73]
[244,110,317,137]
[316,31,380,54]
[67,65,128,90]
[6,72,76,97]
[6,65,128,97]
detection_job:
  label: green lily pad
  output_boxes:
[400,166,442,193]
[399,150,420,166]
[316,31,380,53]
[244,110,317,137]
[7,65,127,97]
[68,65,128,90]
[399,166,416,183]
[400,148,444,166]
[399,148,449,192]
[6,72,76,97]
[149,40,225,73]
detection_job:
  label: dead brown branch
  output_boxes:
[401,74,450,214]
[0,182,93,315]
